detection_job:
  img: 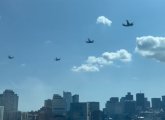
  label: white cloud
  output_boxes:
[96,16,112,26]
[135,36,165,62]
[86,56,113,66]
[72,64,99,72]
[102,49,132,62]
[72,49,132,72]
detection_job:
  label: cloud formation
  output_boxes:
[103,49,132,62]
[72,64,100,72]
[135,36,165,62]
[96,16,112,26]
[72,49,132,72]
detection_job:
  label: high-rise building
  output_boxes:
[136,93,145,111]
[125,92,133,101]
[69,102,89,120]
[120,97,126,103]
[0,90,18,112]
[110,97,119,103]
[162,96,165,102]
[144,97,150,109]
[44,99,52,109]
[123,100,136,115]
[105,97,123,116]
[52,94,66,116]
[88,102,100,120]
[0,90,19,120]
[88,102,100,112]
[38,106,52,120]
[151,98,161,110]
[0,106,4,120]
[162,96,165,111]
[63,91,72,111]
[72,94,79,103]
[91,110,103,120]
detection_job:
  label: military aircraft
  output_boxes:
[86,38,94,43]
[8,55,14,59]
[55,57,61,61]
[122,20,134,27]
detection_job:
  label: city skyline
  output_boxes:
[1,0,165,111]
[1,89,165,112]
[1,89,165,120]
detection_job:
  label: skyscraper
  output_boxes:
[0,90,19,120]
[72,94,79,103]
[70,102,89,120]
[44,99,52,109]
[0,106,4,120]
[123,100,136,115]
[136,93,145,111]
[151,98,161,110]
[110,97,119,103]
[144,97,150,109]
[88,102,100,112]
[63,91,72,111]
[52,94,66,116]
[0,90,18,112]
[162,96,165,102]
[88,102,100,120]
[105,97,123,116]
[162,96,165,111]
[125,92,133,101]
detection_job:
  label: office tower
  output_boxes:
[0,106,4,120]
[72,94,79,103]
[0,90,18,112]
[110,97,119,103]
[88,102,100,112]
[162,96,165,111]
[38,106,52,120]
[162,96,165,102]
[88,102,100,120]
[52,94,66,116]
[69,102,89,120]
[151,98,161,110]
[125,92,133,101]
[120,97,126,103]
[136,93,145,111]
[123,100,136,115]
[63,91,72,111]
[44,99,52,109]
[105,97,123,117]
[91,110,103,120]
[0,90,19,120]
[144,97,150,109]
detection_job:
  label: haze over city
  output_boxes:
[1,0,165,112]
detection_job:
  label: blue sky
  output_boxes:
[1,0,165,111]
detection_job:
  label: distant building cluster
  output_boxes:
[1,90,165,120]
